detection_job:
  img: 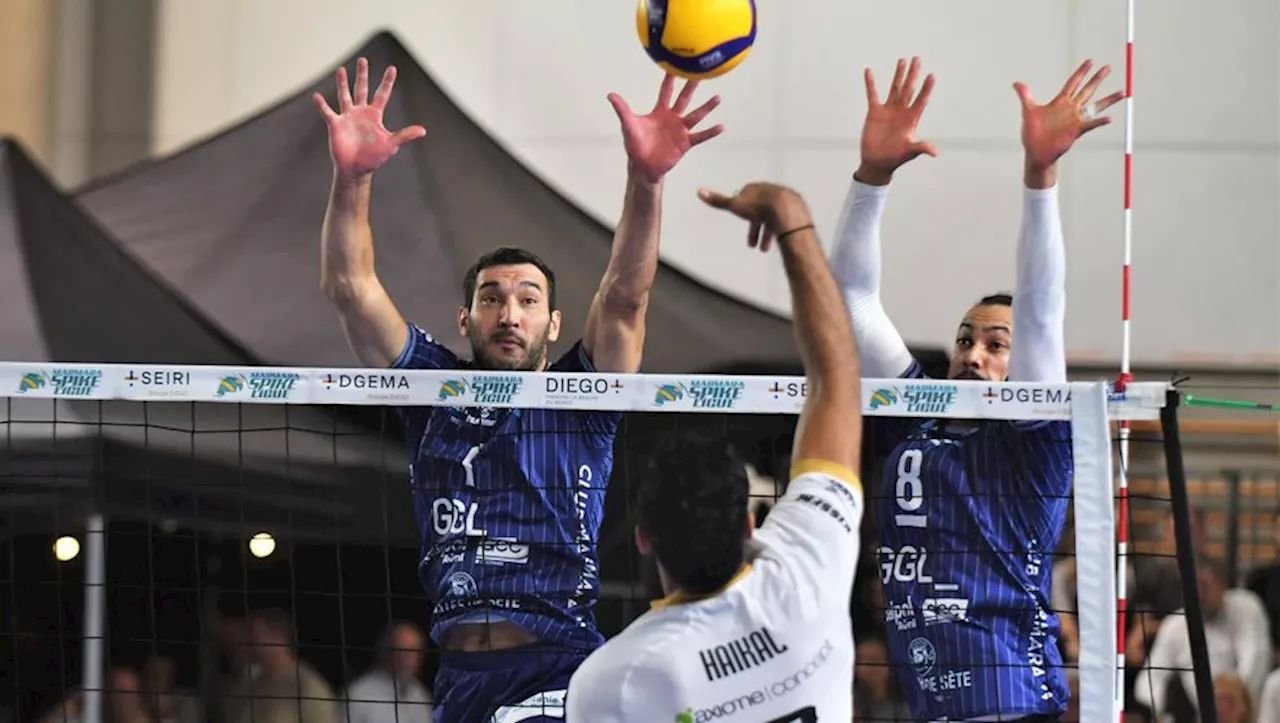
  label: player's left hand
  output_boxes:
[609,74,724,183]
[1016,60,1125,171]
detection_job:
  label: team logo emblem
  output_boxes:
[908,637,937,677]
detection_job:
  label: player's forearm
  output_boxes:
[829,177,913,379]
[781,225,860,399]
[597,169,663,312]
[1008,185,1067,382]
[320,174,378,303]
[1025,158,1058,191]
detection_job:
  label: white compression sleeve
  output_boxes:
[828,180,914,378]
[1008,186,1067,383]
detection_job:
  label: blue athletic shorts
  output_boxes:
[433,643,589,723]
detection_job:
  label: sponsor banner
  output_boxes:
[865,381,963,418]
[644,376,751,413]
[4,366,109,399]
[540,373,633,410]
[204,369,307,404]
[119,366,201,400]
[430,373,536,409]
[0,363,1168,419]
[314,371,416,404]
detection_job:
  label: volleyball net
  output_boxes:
[0,362,1219,722]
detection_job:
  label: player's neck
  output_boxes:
[655,563,752,603]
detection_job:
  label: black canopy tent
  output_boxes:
[0,139,416,544]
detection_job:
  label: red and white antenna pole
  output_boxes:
[1114,1,1136,720]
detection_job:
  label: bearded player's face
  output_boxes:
[947,303,1013,381]
[459,263,561,371]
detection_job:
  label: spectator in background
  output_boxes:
[140,654,199,723]
[224,609,336,723]
[338,621,432,723]
[853,637,910,721]
[1133,561,1270,721]
[1244,510,1280,662]
[1131,508,1207,624]
[1126,506,1208,713]
[1051,522,1136,663]
[1214,674,1257,723]
[37,668,153,723]
[1256,669,1280,723]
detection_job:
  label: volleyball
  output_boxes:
[636,0,757,80]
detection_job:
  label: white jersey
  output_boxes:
[566,460,864,723]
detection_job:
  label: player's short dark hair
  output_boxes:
[462,247,557,310]
[977,292,1013,307]
[635,430,750,596]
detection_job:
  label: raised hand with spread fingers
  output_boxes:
[608,74,724,183]
[1016,59,1125,188]
[857,57,938,186]
[313,57,427,182]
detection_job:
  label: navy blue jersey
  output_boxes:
[394,324,621,650]
[869,359,1072,721]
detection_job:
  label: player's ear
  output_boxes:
[547,309,562,343]
[457,305,470,337]
[633,526,652,556]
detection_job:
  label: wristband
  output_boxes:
[777,223,816,242]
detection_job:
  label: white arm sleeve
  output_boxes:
[1008,186,1067,382]
[828,180,915,378]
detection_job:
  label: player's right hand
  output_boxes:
[858,56,937,184]
[313,57,427,181]
[698,182,812,253]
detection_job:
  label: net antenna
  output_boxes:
[1113,0,1136,720]
[0,362,1170,722]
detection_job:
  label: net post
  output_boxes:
[80,512,107,723]
[1159,388,1219,723]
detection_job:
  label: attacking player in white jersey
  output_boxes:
[566,181,865,723]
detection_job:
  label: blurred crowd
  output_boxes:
[30,615,432,723]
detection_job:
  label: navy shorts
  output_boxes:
[433,643,589,723]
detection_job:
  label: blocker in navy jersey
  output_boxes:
[394,323,620,651]
[870,359,1072,721]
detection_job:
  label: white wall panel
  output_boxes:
[151,0,1280,367]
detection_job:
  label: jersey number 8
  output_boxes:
[894,449,926,528]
